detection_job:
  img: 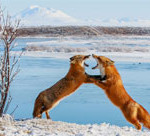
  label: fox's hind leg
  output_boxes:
[122,105,142,130]
[136,105,150,130]
[45,111,51,119]
[41,103,52,119]
[127,117,142,130]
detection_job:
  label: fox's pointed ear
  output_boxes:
[70,57,74,61]
[70,57,76,64]
[106,59,115,66]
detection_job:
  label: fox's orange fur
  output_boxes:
[33,55,95,119]
[92,54,150,130]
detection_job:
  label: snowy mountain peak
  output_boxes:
[30,5,40,9]
[15,6,79,26]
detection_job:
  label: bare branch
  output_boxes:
[0,5,21,116]
[10,105,18,116]
[4,95,12,114]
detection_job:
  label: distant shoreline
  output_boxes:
[17,26,150,37]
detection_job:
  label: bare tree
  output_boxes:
[0,6,21,116]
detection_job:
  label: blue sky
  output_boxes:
[1,0,150,20]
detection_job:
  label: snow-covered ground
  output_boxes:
[0,115,150,136]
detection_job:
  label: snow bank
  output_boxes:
[19,51,150,63]
[0,115,150,136]
[24,45,150,53]
[20,35,150,62]
[26,36,150,47]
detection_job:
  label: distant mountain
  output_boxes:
[85,18,150,27]
[15,5,150,27]
[15,5,81,26]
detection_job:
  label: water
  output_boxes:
[7,56,150,127]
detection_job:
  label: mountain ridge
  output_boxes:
[14,5,150,27]
[15,5,80,26]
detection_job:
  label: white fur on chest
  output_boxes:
[95,59,105,77]
[81,61,85,67]
[99,64,105,77]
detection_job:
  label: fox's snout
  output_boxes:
[92,54,97,58]
[84,55,91,59]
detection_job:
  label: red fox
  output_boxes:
[92,54,150,130]
[33,55,95,119]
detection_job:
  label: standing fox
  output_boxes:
[92,54,150,130]
[33,55,95,119]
